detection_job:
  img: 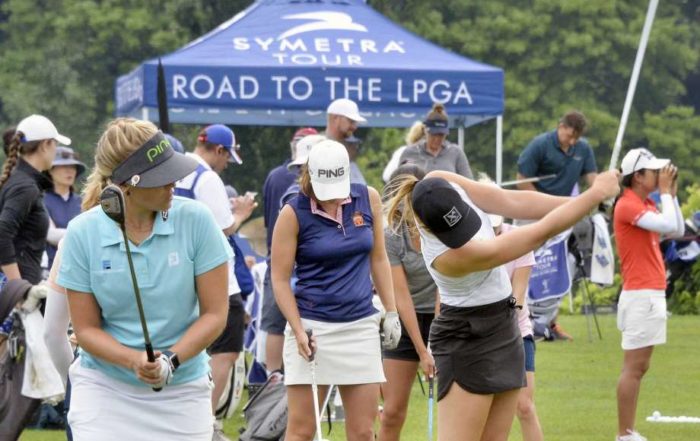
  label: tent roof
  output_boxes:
[116,0,503,128]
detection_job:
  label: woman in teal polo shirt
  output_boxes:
[58,118,232,441]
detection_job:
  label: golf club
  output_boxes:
[100,184,160,392]
[306,329,328,441]
[428,375,434,441]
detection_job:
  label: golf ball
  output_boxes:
[652,411,661,419]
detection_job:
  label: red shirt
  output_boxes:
[613,188,666,291]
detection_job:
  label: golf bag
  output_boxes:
[239,371,288,441]
[527,229,573,338]
[0,279,41,441]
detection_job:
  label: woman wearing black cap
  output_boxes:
[397,103,473,179]
[385,169,620,441]
[57,118,232,440]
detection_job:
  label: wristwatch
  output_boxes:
[162,350,180,371]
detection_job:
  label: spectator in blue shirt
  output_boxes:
[517,111,597,196]
[44,146,86,268]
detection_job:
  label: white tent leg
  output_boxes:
[458,126,465,152]
[496,115,503,184]
[141,107,150,122]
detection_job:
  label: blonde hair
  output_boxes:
[405,121,426,145]
[425,102,448,122]
[384,174,420,234]
[81,118,158,210]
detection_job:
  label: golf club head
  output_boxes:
[100,184,126,227]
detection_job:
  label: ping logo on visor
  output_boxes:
[110,131,173,186]
[443,206,462,227]
[147,137,171,162]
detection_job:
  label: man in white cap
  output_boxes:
[325,98,365,143]
[326,98,367,184]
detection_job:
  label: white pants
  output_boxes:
[617,289,667,350]
[68,362,214,441]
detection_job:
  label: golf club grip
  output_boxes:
[305,329,315,361]
[145,343,163,392]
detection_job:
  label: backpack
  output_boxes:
[239,372,288,441]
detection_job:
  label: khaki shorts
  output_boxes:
[617,290,667,350]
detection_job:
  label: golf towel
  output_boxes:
[590,213,615,286]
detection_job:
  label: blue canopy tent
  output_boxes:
[115,0,507,179]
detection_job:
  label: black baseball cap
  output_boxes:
[111,131,198,188]
[412,177,482,249]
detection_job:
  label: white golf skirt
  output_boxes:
[284,313,385,385]
[617,289,667,350]
[67,362,214,441]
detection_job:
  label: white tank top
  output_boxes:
[418,184,512,307]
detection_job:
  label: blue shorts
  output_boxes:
[523,335,536,372]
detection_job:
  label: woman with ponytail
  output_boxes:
[398,103,474,179]
[0,115,68,284]
[56,118,232,440]
[384,169,620,441]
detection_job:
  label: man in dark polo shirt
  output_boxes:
[516,111,598,341]
[516,110,597,196]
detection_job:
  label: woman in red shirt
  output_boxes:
[613,148,683,441]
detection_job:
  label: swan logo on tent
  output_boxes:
[278,12,368,39]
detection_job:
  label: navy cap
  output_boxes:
[424,118,449,135]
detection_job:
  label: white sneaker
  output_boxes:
[616,429,648,441]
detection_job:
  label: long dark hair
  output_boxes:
[0,132,42,189]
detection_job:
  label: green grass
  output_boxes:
[20,315,700,440]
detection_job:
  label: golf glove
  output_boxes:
[21,284,48,313]
[153,353,174,389]
[382,311,401,350]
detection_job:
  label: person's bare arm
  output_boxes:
[433,171,620,276]
[270,205,310,356]
[427,170,569,220]
[511,265,532,307]
[368,187,396,313]
[0,263,21,281]
[68,290,161,385]
[169,262,228,362]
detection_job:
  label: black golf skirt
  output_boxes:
[430,296,525,400]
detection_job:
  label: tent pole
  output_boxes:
[496,115,503,184]
[458,126,465,153]
[142,107,150,122]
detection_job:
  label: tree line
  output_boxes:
[0,0,698,197]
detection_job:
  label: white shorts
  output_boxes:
[68,362,214,441]
[617,289,667,350]
[283,313,385,385]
